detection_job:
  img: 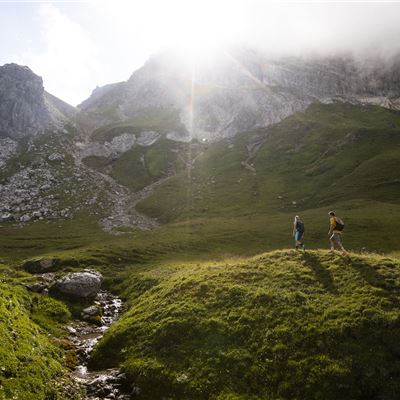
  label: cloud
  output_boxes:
[239,1,400,58]
[3,1,400,106]
[29,4,103,106]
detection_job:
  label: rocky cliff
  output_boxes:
[0,63,76,139]
[79,49,400,141]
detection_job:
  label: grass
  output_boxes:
[0,269,82,399]
[137,103,400,222]
[89,250,400,400]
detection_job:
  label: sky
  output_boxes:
[1,0,400,106]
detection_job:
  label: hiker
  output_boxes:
[328,211,348,256]
[293,215,305,251]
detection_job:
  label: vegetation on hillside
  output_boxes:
[0,102,400,400]
[90,250,400,400]
[138,103,400,222]
[0,264,81,399]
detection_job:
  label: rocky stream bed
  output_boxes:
[25,264,133,399]
[69,290,131,400]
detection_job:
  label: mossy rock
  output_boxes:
[23,257,62,273]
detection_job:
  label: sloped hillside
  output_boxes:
[0,264,81,399]
[138,102,400,221]
[91,250,400,400]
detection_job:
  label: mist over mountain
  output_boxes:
[77,49,400,141]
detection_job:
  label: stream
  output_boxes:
[68,290,131,400]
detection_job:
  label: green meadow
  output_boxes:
[1,102,400,399]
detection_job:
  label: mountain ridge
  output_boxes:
[79,49,400,142]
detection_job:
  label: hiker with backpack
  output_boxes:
[293,215,305,251]
[328,211,348,256]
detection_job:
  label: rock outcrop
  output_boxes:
[0,63,77,139]
[23,258,60,274]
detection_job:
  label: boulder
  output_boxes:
[31,210,42,219]
[0,212,14,222]
[20,214,31,222]
[48,152,63,162]
[53,269,102,299]
[82,305,100,317]
[23,258,59,273]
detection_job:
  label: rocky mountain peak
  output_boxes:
[79,49,400,142]
[0,63,51,139]
[0,63,77,140]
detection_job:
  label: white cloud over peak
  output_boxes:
[30,4,103,106]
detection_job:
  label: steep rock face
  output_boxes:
[0,63,51,139]
[79,50,400,141]
[0,63,77,139]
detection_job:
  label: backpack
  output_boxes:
[334,217,344,231]
[296,221,305,233]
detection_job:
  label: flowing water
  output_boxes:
[69,290,131,399]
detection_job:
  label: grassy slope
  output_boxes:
[0,264,80,399]
[138,103,400,220]
[130,102,400,252]
[111,138,193,191]
[90,250,400,400]
[1,103,399,263]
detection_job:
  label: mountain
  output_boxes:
[1,53,400,400]
[79,50,400,142]
[0,63,77,139]
[1,54,400,245]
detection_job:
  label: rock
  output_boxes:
[66,325,77,335]
[136,131,160,146]
[0,212,14,222]
[108,133,136,153]
[26,282,48,293]
[0,64,50,139]
[53,269,102,299]
[39,272,56,282]
[31,210,42,219]
[48,152,64,162]
[0,138,18,167]
[23,258,59,273]
[82,305,101,317]
[20,214,31,222]
[241,161,256,173]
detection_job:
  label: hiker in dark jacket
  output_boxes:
[293,215,305,251]
[328,211,348,256]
